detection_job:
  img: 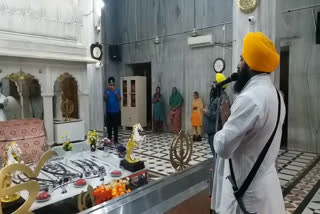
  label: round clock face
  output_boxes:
[93,47,102,58]
[213,58,225,73]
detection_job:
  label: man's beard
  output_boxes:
[233,65,252,93]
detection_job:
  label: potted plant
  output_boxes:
[61,132,73,151]
[88,130,99,152]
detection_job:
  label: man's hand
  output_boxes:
[110,86,116,92]
[104,87,109,101]
[221,100,231,125]
[203,106,208,113]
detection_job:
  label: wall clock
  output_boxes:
[213,58,225,73]
[90,42,103,61]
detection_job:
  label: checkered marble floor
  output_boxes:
[302,187,320,214]
[104,129,320,213]
[284,157,320,214]
[105,129,213,177]
[278,150,319,191]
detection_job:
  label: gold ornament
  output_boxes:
[125,124,145,164]
[77,185,95,212]
[1,142,23,203]
[0,151,57,214]
[169,130,193,171]
[61,98,74,121]
[238,0,259,14]
[4,71,33,82]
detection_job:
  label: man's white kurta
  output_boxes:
[211,74,286,214]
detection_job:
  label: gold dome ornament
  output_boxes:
[238,0,259,14]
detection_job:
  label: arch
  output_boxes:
[52,71,82,95]
[1,71,44,96]
[54,72,79,120]
[1,71,43,120]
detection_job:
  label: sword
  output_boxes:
[226,176,257,214]
[41,165,76,178]
[70,160,91,178]
[85,158,106,181]
[85,159,106,174]
[77,160,98,176]
[91,155,116,168]
[58,162,83,178]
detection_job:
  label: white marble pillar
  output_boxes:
[20,81,33,118]
[42,94,54,144]
[1,79,10,96]
[53,81,63,120]
[87,65,104,131]
[79,92,90,132]
[232,0,279,85]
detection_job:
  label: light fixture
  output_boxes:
[191,29,198,37]
[95,0,105,17]
[97,0,105,9]
[96,61,103,68]
[154,36,160,44]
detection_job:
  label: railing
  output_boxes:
[80,159,212,214]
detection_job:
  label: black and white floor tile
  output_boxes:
[104,129,320,213]
[302,188,320,214]
[277,149,319,190]
[105,129,213,177]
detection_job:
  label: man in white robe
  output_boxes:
[211,32,286,214]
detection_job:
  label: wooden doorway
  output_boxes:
[130,63,152,129]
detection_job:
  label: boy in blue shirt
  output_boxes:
[104,77,121,144]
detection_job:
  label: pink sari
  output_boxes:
[170,106,182,133]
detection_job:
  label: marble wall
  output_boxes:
[0,0,105,141]
[82,0,105,131]
[0,0,90,61]
[103,0,233,132]
[232,0,280,86]
[279,0,320,153]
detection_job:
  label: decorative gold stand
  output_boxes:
[77,185,95,212]
[0,191,20,203]
[169,130,193,171]
[0,151,57,214]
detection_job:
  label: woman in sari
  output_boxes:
[153,87,165,133]
[191,91,204,142]
[169,87,183,133]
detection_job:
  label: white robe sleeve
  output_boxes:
[214,95,261,159]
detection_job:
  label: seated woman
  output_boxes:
[191,91,204,142]
[169,87,183,133]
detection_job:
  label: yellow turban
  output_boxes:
[216,73,227,89]
[242,32,280,73]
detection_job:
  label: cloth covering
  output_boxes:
[191,98,204,127]
[242,32,280,73]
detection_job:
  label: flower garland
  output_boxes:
[61,132,73,151]
[92,177,131,204]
